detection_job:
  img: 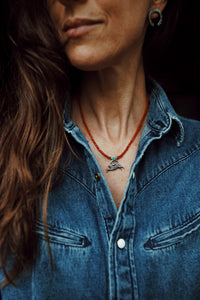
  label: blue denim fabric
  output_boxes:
[1,79,200,299]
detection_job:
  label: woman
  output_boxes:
[1,0,200,299]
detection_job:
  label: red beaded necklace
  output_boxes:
[79,95,149,172]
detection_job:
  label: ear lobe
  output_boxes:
[150,0,168,14]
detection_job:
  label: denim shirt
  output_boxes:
[1,80,200,300]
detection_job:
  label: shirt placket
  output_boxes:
[83,137,140,300]
[108,182,137,300]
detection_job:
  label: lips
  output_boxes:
[62,18,103,32]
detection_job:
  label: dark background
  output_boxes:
[151,0,200,120]
[0,0,200,120]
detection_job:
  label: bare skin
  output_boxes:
[48,0,168,209]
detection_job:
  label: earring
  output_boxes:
[149,9,163,27]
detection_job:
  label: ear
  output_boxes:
[150,0,168,14]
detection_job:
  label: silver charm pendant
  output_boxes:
[107,157,124,172]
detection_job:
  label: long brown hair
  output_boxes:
[0,0,70,286]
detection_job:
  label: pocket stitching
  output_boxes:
[36,222,91,248]
[144,211,200,250]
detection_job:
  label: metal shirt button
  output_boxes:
[117,238,126,249]
[95,173,101,182]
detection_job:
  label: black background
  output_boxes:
[151,0,200,120]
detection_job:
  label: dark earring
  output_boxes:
[148,9,163,27]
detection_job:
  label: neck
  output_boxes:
[72,55,147,144]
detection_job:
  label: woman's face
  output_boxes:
[48,0,166,71]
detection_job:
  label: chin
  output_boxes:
[65,44,113,71]
[69,58,102,71]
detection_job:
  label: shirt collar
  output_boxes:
[146,78,184,147]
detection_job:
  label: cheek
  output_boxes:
[104,2,148,47]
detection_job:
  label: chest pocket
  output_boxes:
[144,211,200,250]
[36,221,91,248]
